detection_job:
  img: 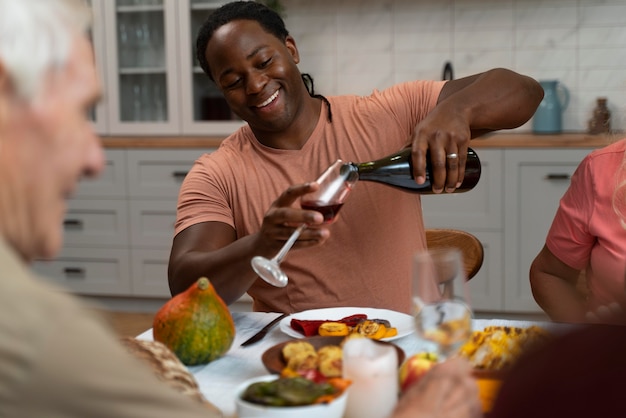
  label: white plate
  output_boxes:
[279,307,414,341]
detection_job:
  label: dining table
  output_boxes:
[136,311,564,418]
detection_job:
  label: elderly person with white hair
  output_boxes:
[0,1,223,416]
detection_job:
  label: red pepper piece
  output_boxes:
[291,314,368,336]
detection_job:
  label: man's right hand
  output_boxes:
[256,182,328,254]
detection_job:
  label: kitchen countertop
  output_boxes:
[101,132,622,149]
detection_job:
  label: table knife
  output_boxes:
[240,313,289,347]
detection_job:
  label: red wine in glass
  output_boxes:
[251,160,357,287]
[300,200,345,223]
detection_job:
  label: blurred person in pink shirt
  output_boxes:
[531,138,626,323]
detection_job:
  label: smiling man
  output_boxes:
[168,1,543,314]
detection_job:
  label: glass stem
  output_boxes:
[273,224,306,264]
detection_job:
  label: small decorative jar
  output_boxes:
[587,97,611,134]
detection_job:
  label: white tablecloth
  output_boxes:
[137,312,566,418]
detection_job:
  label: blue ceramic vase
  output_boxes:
[533,80,570,134]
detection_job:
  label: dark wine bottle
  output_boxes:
[347,147,481,194]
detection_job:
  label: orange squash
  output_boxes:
[153,277,235,366]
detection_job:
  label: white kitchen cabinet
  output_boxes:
[34,150,131,296]
[422,147,594,314]
[34,145,595,315]
[45,149,201,298]
[35,148,254,311]
[75,150,129,198]
[468,231,504,311]
[63,200,130,247]
[129,200,177,249]
[89,0,244,136]
[33,248,132,296]
[178,0,246,135]
[422,150,504,312]
[130,248,172,296]
[101,0,182,134]
[422,150,503,230]
[126,149,204,198]
[503,148,593,312]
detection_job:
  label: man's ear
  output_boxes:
[285,35,300,64]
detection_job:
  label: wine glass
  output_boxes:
[251,160,358,287]
[412,248,473,359]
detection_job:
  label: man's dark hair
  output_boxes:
[195,1,332,121]
[196,1,288,80]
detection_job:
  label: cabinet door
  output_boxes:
[130,248,171,297]
[503,148,593,312]
[75,150,128,198]
[419,149,504,311]
[103,0,181,134]
[129,200,177,249]
[64,200,130,247]
[33,248,132,295]
[422,149,503,230]
[126,149,211,198]
[177,0,245,135]
[467,231,504,312]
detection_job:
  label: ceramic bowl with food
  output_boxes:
[235,374,347,418]
[261,335,405,375]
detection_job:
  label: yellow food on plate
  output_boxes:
[459,325,551,414]
[353,320,388,340]
[383,327,398,339]
[318,322,350,337]
[285,350,318,372]
[318,345,343,377]
[459,325,551,370]
[318,345,342,361]
[281,341,344,378]
[282,341,315,362]
[297,316,399,340]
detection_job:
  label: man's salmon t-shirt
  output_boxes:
[175,80,446,313]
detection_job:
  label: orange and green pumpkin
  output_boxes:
[153,277,235,366]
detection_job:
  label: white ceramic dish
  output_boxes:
[279,306,414,341]
[235,375,347,418]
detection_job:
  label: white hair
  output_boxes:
[0,0,92,99]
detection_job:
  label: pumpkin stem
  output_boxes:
[197,277,210,291]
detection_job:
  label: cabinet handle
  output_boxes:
[63,219,83,228]
[63,267,85,277]
[544,174,571,181]
[172,171,189,179]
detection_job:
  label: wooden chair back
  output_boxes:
[425,228,484,281]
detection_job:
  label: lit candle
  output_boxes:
[342,338,399,418]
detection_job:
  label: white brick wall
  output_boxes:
[282,0,626,132]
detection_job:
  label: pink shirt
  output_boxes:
[175,80,445,313]
[546,138,626,310]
